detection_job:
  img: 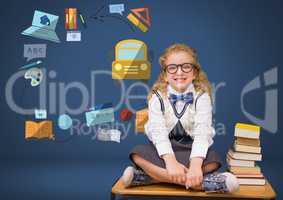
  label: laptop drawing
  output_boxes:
[22,10,60,43]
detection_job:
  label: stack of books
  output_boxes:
[226,123,265,185]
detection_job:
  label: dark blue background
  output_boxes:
[0,0,282,199]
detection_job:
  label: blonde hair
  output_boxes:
[147,43,213,102]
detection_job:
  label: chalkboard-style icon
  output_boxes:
[85,103,115,126]
[58,114,73,130]
[25,120,54,140]
[24,67,43,87]
[24,44,47,62]
[112,39,151,80]
[127,7,151,32]
[21,10,60,43]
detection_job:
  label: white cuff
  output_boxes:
[190,142,209,159]
[155,142,174,157]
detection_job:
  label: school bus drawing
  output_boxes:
[112,39,151,80]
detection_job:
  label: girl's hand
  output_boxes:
[162,154,188,185]
[185,157,204,189]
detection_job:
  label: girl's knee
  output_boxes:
[131,154,144,164]
[202,162,220,174]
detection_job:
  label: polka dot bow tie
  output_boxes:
[169,92,194,105]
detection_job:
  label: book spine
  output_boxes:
[70,8,73,29]
[237,178,266,185]
[234,144,261,154]
[228,151,262,161]
[226,156,255,167]
[65,8,69,29]
[74,8,77,30]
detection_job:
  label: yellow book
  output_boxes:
[234,123,260,139]
[236,123,260,132]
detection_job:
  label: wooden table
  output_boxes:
[111,178,276,200]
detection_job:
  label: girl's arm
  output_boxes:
[190,92,215,161]
[186,92,215,188]
[145,94,174,157]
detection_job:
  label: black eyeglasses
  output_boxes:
[164,63,195,74]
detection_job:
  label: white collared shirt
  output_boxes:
[144,84,215,159]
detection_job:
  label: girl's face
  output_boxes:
[164,51,196,93]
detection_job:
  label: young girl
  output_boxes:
[122,43,238,192]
